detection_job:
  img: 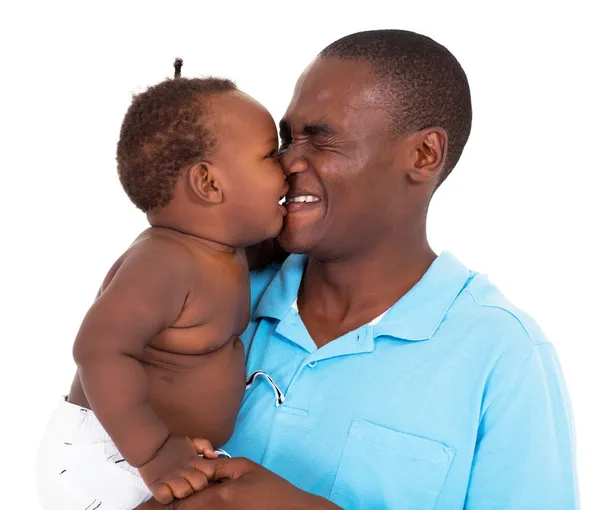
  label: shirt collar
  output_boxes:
[373,252,475,341]
[253,254,307,321]
[253,251,474,342]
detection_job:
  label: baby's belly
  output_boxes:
[142,336,247,448]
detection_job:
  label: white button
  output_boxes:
[307,361,318,368]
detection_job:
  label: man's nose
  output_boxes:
[280,146,309,177]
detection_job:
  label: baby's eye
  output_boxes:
[266,149,278,159]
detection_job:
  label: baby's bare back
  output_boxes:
[68,227,250,455]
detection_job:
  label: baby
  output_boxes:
[36,60,288,509]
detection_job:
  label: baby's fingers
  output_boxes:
[181,467,210,492]
[191,437,218,459]
[165,476,194,500]
[149,482,174,505]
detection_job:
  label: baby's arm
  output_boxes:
[73,237,210,502]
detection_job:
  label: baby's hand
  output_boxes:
[191,437,219,459]
[138,436,216,504]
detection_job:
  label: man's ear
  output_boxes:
[405,127,448,184]
[187,161,224,205]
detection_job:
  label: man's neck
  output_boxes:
[298,236,436,334]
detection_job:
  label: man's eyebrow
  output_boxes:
[302,123,334,137]
[279,119,335,137]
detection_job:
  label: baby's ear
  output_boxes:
[187,161,223,205]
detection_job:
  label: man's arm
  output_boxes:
[464,343,578,509]
[73,238,191,466]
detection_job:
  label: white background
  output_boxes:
[1,1,598,508]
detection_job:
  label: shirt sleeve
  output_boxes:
[464,343,579,509]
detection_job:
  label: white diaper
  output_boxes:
[36,371,283,510]
[36,399,152,510]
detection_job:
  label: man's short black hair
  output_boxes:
[117,76,236,212]
[320,29,472,184]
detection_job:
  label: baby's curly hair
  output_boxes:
[117,59,237,212]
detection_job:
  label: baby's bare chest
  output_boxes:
[153,252,250,354]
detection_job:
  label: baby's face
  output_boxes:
[209,91,288,246]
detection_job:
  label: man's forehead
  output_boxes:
[282,58,387,127]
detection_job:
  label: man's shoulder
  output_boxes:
[438,273,557,405]
[440,273,551,383]
[456,274,548,347]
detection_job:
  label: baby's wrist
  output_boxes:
[135,432,172,468]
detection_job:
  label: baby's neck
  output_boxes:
[147,210,236,253]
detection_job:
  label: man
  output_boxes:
[140,29,578,509]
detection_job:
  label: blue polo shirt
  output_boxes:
[224,252,578,509]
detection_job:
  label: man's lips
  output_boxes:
[283,193,322,214]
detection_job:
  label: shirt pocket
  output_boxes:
[330,419,455,510]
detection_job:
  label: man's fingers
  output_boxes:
[187,456,255,485]
[212,457,254,482]
[162,482,234,509]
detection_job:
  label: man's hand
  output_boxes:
[135,457,340,510]
[138,437,217,504]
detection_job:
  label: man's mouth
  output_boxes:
[284,195,321,204]
[280,193,322,214]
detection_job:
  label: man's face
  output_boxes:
[278,58,403,259]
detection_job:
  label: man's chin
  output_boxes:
[277,230,312,255]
